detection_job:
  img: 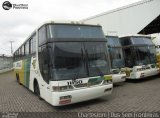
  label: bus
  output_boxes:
[120,35,159,79]
[106,36,126,83]
[152,35,160,68]
[13,21,113,106]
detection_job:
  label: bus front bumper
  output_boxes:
[127,68,159,79]
[112,74,126,83]
[50,84,113,106]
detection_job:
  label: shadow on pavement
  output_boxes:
[113,82,126,88]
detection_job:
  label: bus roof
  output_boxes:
[28,20,102,40]
[13,21,102,54]
[36,21,101,31]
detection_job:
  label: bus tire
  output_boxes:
[34,80,42,100]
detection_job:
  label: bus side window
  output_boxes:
[38,26,46,46]
[20,47,22,58]
[22,45,25,57]
[30,34,36,54]
[25,41,30,55]
[17,49,20,60]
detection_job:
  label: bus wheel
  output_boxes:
[34,81,42,100]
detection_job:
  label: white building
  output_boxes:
[82,0,160,36]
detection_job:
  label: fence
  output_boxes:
[0,54,13,74]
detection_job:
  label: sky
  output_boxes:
[0,0,141,55]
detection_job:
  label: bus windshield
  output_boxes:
[48,42,110,80]
[47,24,104,39]
[121,36,156,67]
[108,47,124,69]
[124,46,156,67]
[147,46,156,63]
[107,36,121,47]
[131,37,156,65]
[134,46,151,65]
[106,36,124,69]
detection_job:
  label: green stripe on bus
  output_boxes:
[104,75,112,80]
[24,58,31,88]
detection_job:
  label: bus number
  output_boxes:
[67,80,83,85]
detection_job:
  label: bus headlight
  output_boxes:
[52,85,74,92]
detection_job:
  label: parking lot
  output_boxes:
[0,71,160,113]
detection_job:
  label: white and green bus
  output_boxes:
[152,35,160,67]
[106,36,126,83]
[120,35,159,79]
[13,21,113,106]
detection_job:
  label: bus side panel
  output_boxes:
[29,56,38,92]
[24,58,31,88]
[13,61,23,82]
[14,69,18,79]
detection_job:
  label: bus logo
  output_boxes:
[2,1,12,10]
[67,80,83,85]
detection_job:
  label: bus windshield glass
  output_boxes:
[147,46,156,63]
[49,42,110,80]
[108,47,124,68]
[124,46,156,67]
[133,46,151,65]
[107,36,124,69]
[47,24,104,39]
[131,37,156,65]
[107,36,121,47]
